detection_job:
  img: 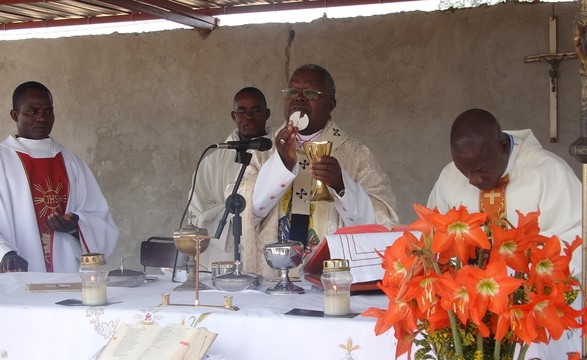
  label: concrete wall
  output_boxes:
[0,2,582,271]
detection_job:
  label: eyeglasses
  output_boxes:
[282,88,331,100]
[232,108,266,118]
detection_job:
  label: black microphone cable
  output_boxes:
[171,144,216,282]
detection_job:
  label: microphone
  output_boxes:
[214,137,272,151]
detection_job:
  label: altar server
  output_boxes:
[188,87,271,269]
[0,81,119,273]
[238,64,399,277]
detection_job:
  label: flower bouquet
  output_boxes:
[362,204,584,360]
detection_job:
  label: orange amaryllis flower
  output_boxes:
[362,284,419,336]
[437,266,473,325]
[429,205,489,263]
[394,325,418,360]
[378,231,421,288]
[564,235,582,259]
[525,292,562,343]
[426,303,451,333]
[404,271,443,314]
[465,257,524,336]
[409,203,440,236]
[528,235,570,294]
[495,303,536,344]
[514,209,542,239]
[550,287,583,340]
[489,224,530,273]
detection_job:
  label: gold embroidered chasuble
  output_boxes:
[239,120,399,278]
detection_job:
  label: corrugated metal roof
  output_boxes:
[0,0,406,33]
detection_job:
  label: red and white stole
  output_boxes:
[479,175,509,229]
[17,152,69,272]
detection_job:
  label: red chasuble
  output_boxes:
[17,152,69,272]
[479,175,509,229]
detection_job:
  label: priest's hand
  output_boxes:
[311,155,344,193]
[48,212,79,234]
[0,251,28,273]
[276,120,298,171]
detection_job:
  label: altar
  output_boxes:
[0,272,395,360]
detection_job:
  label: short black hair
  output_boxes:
[293,64,336,98]
[12,81,52,109]
[233,87,267,108]
[450,108,502,152]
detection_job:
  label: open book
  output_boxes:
[302,225,420,291]
[97,323,217,360]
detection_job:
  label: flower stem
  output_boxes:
[433,261,463,357]
[493,339,501,360]
[476,332,484,357]
[516,343,529,360]
[447,310,464,357]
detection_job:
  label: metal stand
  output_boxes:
[158,293,239,311]
[173,235,210,292]
[571,1,587,356]
[215,149,251,262]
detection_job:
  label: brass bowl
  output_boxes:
[173,223,210,256]
[174,234,210,256]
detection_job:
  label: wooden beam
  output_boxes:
[1,13,159,30]
[88,0,217,31]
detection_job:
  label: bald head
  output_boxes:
[449,109,510,190]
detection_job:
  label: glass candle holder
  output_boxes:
[321,259,353,316]
[79,253,108,306]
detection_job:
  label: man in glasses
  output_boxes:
[188,87,271,270]
[237,64,399,278]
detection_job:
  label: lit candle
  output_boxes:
[324,285,351,316]
[82,284,107,306]
[321,259,353,316]
[79,253,108,306]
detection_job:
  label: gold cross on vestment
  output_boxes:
[483,190,501,205]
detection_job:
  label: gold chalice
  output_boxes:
[173,221,210,291]
[303,141,335,203]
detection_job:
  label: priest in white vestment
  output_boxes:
[238,64,399,278]
[427,108,582,358]
[0,81,119,273]
[188,87,271,270]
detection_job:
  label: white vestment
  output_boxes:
[188,128,272,270]
[428,129,582,357]
[239,120,399,278]
[0,136,119,272]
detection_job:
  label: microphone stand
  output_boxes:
[215,148,251,262]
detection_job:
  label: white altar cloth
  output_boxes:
[0,272,395,360]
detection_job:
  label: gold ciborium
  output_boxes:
[303,140,335,203]
[173,221,210,291]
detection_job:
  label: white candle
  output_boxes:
[82,284,107,306]
[324,287,350,316]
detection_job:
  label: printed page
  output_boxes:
[140,324,194,360]
[97,324,161,360]
[182,327,218,360]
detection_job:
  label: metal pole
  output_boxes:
[571,1,587,356]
